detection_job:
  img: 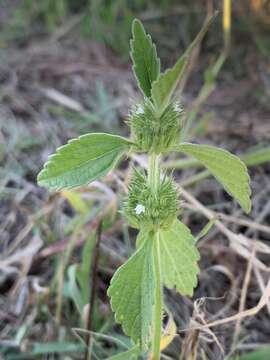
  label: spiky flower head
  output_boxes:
[124,168,179,231]
[129,99,184,154]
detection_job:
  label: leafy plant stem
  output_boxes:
[152,230,163,360]
[37,16,253,358]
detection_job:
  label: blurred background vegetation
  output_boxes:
[0,0,270,359]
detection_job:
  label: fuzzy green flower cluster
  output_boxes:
[124,168,178,230]
[129,99,184,154]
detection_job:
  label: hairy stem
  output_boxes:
[152,231,163,360]
[149,153,160,191]
[148,153,162,360]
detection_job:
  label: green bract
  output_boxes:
[37,13,252,360]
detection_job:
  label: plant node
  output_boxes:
[124,168,179,230]
[129,99,184,154]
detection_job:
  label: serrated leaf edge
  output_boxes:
[159,222,200,296]
[130,18,160,98]
[37,133,130,191]
[175,143,252,213]
[107,239,155,350]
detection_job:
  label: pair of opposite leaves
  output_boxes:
[38,16,251,351]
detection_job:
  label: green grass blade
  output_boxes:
[241,146,270,166]
[230,347,270,360]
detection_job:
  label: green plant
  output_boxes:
[37,15,252,360]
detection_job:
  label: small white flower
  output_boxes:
[135,204,145,215]
[173,103,182,113]
[135,105,144,115]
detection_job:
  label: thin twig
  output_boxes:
[179,277,270,332]
[233,244,256,344]
[253,266,270,315]
[182,203,270,235]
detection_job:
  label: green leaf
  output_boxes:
[151,54,188,113]
[108,236,155,350]
[175,142,252,213]
[151,13,217,113]
[37,133,130,191]
[63,264,84,314]
[230,347,270,360]
[32,341,84,354]
[159,219,200,296]
[106,345,141,360]
[130,18,160,98]
[241,145,270,167]
[77,233,96,304]
[135,229,147,248]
